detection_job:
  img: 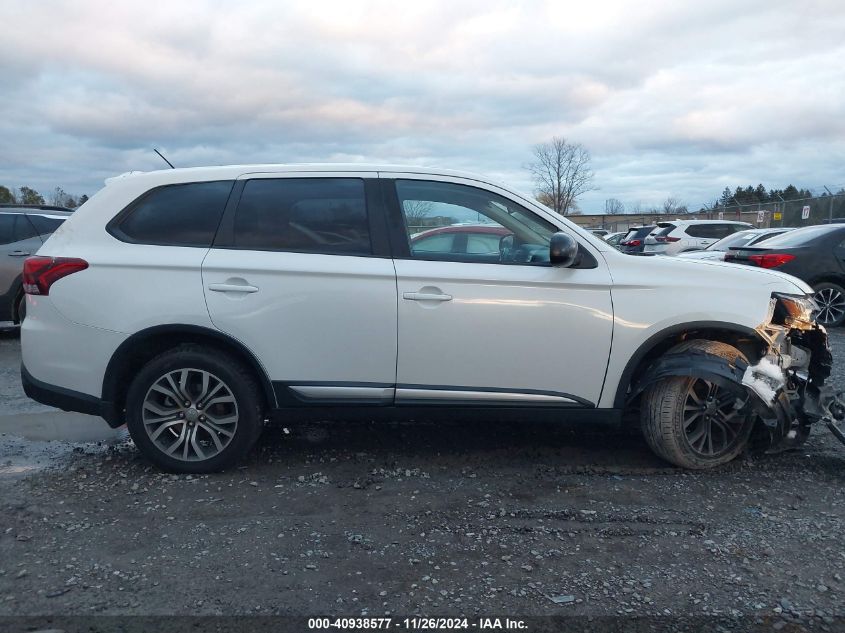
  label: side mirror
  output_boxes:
[549,232,579,267]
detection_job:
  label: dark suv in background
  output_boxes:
[618,225,657,254]
[725,224,845,326]
[0,205,72,326]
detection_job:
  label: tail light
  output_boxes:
[748,253,795,269]
[654,236,681,243]
[22,256,89,295]
[622,239,642,247]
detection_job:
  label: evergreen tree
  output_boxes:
[18,186,44,205]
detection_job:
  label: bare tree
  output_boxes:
[50,187,66,206]
[402,199,435,230]
[604,198,624,214]
[526,136,595,216]
[662,196,688,215]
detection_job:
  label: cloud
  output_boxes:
[0,0,843,209]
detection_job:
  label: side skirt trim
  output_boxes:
[274,381,593,408]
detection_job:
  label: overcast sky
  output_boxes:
[2,0,844,211]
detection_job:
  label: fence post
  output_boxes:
[824,186,834,224]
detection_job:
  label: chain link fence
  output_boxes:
[571,192,845,233]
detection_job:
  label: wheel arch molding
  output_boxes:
[612,321,766,409]
[101,324,276,426]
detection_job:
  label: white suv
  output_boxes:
[644,220,752,255]
[20,165,837,472]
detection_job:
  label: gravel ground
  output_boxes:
[1,330,844,623]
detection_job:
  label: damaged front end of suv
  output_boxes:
[744,292,845,450]
[631,292,844,460]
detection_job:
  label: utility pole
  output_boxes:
[824,186,834,224]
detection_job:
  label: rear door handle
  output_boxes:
[8,251,30,257]
[403,291,452,302]
[208,283,259,293]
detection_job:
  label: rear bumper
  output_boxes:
[21,363,120,426]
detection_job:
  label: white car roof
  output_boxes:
[658,219,753,226]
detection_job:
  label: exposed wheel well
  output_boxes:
[101,325,275,427]
[613,324,767,410]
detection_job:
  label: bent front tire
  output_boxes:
[640,340,754,469]
[125,345,264,473]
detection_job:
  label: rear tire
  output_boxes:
[125,345,264,473]
[640,340,754,469]
[813,282,845,327]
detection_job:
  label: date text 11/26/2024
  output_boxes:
[308,617,528,630]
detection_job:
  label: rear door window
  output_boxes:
[0,213,38,245]
[466,232,502,254]
[685,224,720,238]
[0,214,16,245]
[411,232,457,254]
[231,178,371,255]
[109,181,234,247]
[27,214,66,236]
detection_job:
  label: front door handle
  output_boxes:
[8,251,30,257]
[208,283,259,294]
[403,291,452,302]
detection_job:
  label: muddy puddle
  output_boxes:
[0,411,129,478]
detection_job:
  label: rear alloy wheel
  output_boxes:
[126,346,264,473]
[141,368,239,462]
[813,282,845,327]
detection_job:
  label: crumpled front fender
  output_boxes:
[630,347,749,402]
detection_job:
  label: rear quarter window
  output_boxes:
[108,180,234,247]
[0,213,38,244]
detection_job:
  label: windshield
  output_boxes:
[748,225,843,248]
[707,230,760,251]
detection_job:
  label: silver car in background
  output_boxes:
[0,205,72,326]
[677,227,794,261]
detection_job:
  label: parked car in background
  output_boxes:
[410,224,510,257]
[603,231,627,247]
[644,220,752,256]
[589,228,609,238]
[726,224,845,326]
[677,227,793,262]
[618,225,657,254]
[0,205,73,326]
